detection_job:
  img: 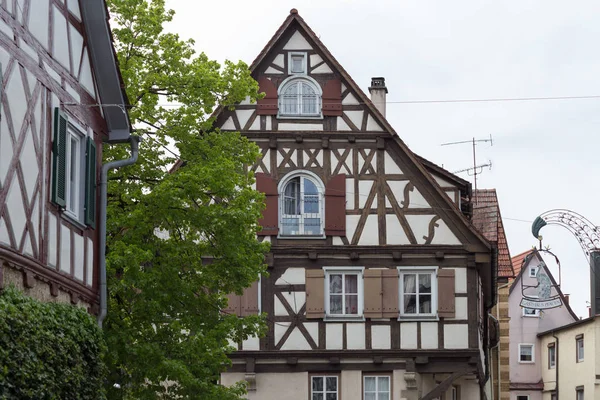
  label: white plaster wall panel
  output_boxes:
[0,216,9,246]
[30,198,40,252]
[79,48,95,96]
[0,46,9,68]
[357,150,374,175]
[404,215,433,244]
[242,335,260,351]
[0,117,11,185]
[5,62,28,134]
[248,116,260,130]
[239,96,252,105]
[454,267,467,293]
[407,188,429,208]
[345,178,355,209]
[400,322,418,349]
[346,323,366,350]
[23,234,33,257]
[451,297,468,320]
[309,54,322,67]
[43,61,62,84]
[265,116,272,130]
[274,322,291,344]
[433,175,453,187]
[429,220,461,245]
[280,327,311,350]
[275,267,305,285]
[0,18,13,38]
[393,370,408,397]
[261,235,271,243]
[242,372,309,400]
[65,84,80,105]
[259,149,270,173]
[341,83,347,92]
[69,25,84,76]
[332,236,344,246]
[5,0,12,14]
[341,371,362,400]
[358,180,374,208]
[6,183,25,246]
[385,180,408,208]
[342,92,359,105]
[272,54,285,68]
[344,110,363,130]
[221,116,235,130]
[420,322,439,349]
[280,291,306,314]
[60,224,71,274]
[236,109,254,129]
[346,215,360,244]
[67,0,82,20]
[384,152,403,174]
[444,324,469,349]
[264,66,282,74]
[48,213,57,267]
[278,123,323,131]
[371,325,391,349]
[445,190,456,203]
[86,237,93,286]
[358,215,378,245]
[74,233,84,281]
[20,130,37,201]
[282,31,312,50]
[332,150,352,175]
[52,6,70,70]
[304,322,319,345]
[386,215,411,245]
[326,323,343,349]
[311,63,333,74]
[366,114,384,131]
[337,116,352,131]
[19,41,38,64]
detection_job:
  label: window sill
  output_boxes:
[397,315,439,322]
[276,115,323,120]
[324,315,365,322]
[523,314,540,318]
[518,360,535,364]
[277,235,325,240]
[60,211,88,232]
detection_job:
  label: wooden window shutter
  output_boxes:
[51,108,68,207]
[321,78,342,116]
[256,76,278,115]
[437,269,456,318]
[223,293,242,317]
[382,269,399,318]
[84,137,97,228]
[255,173,278,235]
[324,174,346,236]
[241,280,260,316]
[364,269,383,318]
[305,269,325,319]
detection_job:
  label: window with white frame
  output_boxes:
[65,126,84,219]
[398,267,437,317]
[288,52,307,74]
[519,344,534,363]
[311,376,338,400]
[364,376,390,400]
[278,76,322,117]
[324,267,363,317]
[451,386,459,400]
[523,296,540,317]
[516,396,529,400]
[548,343,556,369]
[279,171,324,237]
[576,335,584,362]
[529,266,538,278]
[576,387,584,400]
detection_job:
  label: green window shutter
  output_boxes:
[84,137,97,228]
[51,108,68,207]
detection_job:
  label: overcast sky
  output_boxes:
[165,0,600,318]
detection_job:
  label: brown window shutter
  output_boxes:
[324,174,346,236]
[364,269,383,318]
[256,76,278,115]
[224,293,242,317]
[305,269,325,319]
[382,269,399,318]
[437,269,456,318]
[322,78,342,116]
[242,280,260,316]
[255,173,279,235]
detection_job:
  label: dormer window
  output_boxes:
[288,52,307,74]
[278,76,322,118]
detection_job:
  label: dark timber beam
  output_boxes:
[420,370,470,400]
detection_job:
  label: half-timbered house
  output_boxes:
[219,9,496,400]
[0,1,130,315]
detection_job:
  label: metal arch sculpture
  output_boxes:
[532,209,600,260]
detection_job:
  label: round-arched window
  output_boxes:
[278,77,322,117]
[279,171,324,236]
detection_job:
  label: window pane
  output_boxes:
[345,294,358,314]
[419,274,431,294]
[364,377,376,391]
[326,394,337,400]
[365,394,376,400]
[403,274,416,294]
[304,195,319,214]
[378,377,390,391]
[330,275,342,293]
[313,394,323,400]
[69,136,78,211]
[281,217,299,235]
[326,377,337,391]
[304,218,321,235]
[329,295,342,314]
[404,295,416,314]
[291,56,303,73]
[304,178,318,194]
[345,275,358,293]
[312,377,323,392]
[419,294,432,314]
[378,394,389,400]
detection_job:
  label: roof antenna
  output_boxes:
[441,134,493,203]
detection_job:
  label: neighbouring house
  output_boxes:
[0,1,130,313]
[508,250,577,400]
[538,316,599,400]
[472,189,515,400]
[216,9,497,400]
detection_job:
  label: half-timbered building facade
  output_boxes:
[219,10,496,400]
[0,1,130,313]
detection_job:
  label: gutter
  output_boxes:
[98,136,141,328]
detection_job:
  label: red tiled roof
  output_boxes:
[472,189,514,278]
[511,249,534,278]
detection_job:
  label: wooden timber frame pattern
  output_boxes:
[213,9,496,400]
[0,0,112,311]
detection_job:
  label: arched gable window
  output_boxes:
[278,171,324,236]
[278,76,322,118]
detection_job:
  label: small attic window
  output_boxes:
[529,266,538,278]
[289,52,307,74]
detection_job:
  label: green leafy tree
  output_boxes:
[103,1,268,398]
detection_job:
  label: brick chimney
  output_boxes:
[369,77,388,117]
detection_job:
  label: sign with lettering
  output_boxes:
[520,251,563,311]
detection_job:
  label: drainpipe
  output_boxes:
[552,331,559,400]
[97,136,141,328]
